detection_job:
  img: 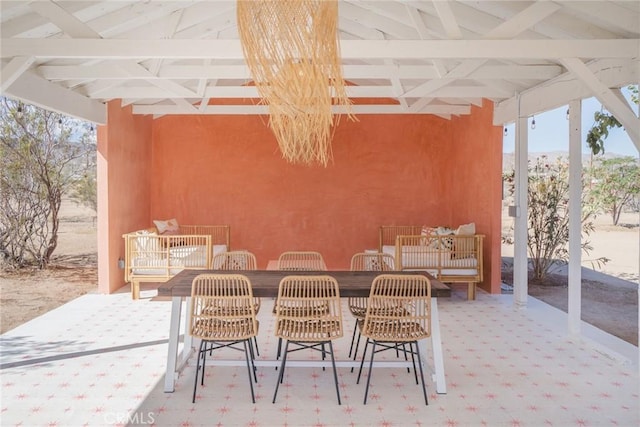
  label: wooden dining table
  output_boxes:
[158,269,450,394]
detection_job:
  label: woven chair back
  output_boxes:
[350,252,395,271]
[189,274,258,341]
[362,274,432,341]
[213,251,257,270]
[348,252,394,318]
[274,275,343,342]
[277,251,327,271]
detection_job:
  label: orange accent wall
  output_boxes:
[97,101,153,294]
[99,101,503,294]
[450,100,504,294]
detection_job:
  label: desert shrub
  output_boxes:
[587,156,640,225]
[503,156,606,282]
[0,98,95,269]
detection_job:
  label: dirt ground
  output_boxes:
[501,209,639,346]
[0,199,98,333]
[0,201,638,348]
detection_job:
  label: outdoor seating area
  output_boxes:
[380,225,485,300]
[1,1,638,425]
[1,288,637,425]
[122,224,230,299]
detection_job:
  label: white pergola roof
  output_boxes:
[1,0,639,141]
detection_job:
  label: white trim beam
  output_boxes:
[561,57,640,149]
[3,70,106,123]
[37,63,562,82]
[432,1,463,39]
[28,0,101,38]
[118,61,198,97]
[561,1,640,36]
[484,1,561,39]
[494,59,639,124]
[3,39,637,60]
[132,103,471,116]
[1,56,35,92]
[403,59,487,98]
[86,84,511,100]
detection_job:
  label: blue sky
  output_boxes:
[502,86,638,158]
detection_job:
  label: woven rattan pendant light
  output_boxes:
[237,0,353,166]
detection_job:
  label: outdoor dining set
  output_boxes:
[159,250,445,406]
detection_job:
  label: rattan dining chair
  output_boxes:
[274,251,327,360]
[277,251,327,271]
[356,274,431,405]
[348,252,395,361]
[212,251,261,355]
[189,274,259,403]
[272,275,343,404]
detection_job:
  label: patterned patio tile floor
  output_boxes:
[1,287,638,426]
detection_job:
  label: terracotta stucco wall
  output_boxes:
[150,114,453,269]
[449,100,504,294]
[100,102,502,293]
[97,101,153,294]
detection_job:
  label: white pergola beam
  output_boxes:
[3,39,637,60]
[403,59,487,98]
[28,0,102,38]
[117,61,198,98]
[132,103,470,116]
[3,70,106,123]
[88,84,511,101]
[36,62,563,82]
[484,1,561,39]
[561,1,640,35]
[494,59,639,124]
[339,2,417,39]
[1,56,35,92]
[560,57,640,150]
[432,0,463,39]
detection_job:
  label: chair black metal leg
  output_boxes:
[353,332,362,361]
[409,342,419,384]
[348,320,358,358]
[363,340,377,404]
[321,342,326,371]
[247,339,258,383]
[192,340,206,403]
[328,341,341,405]
[415,341,428,406]
[201,341,207,386]
[403,343,410,373]
[276,337,282,361]
[356,338,370,384]
[243,340,256,403]
[273,340,289,403]
[253,336,260,357]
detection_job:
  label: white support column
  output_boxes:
[513,97,529,308]
[636,87,639,372]
[567,100,582,337]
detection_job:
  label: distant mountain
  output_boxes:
[502,151,633,172]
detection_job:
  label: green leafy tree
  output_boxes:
[503,156,606,282]
[588,157,640,225]
[586,85,638,155]
[0,98,95,269]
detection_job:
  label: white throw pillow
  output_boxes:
[455,222,476,235]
